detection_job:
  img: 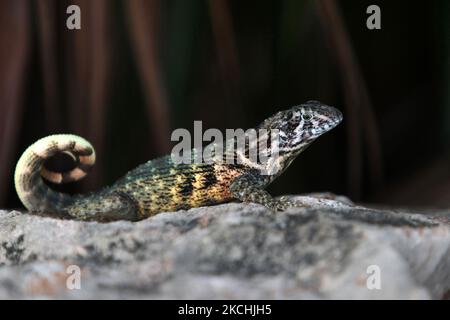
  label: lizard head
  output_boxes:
[259,100,343,155]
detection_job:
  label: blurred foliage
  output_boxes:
[0,0,448,209]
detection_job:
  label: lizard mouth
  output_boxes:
[308,105,343,136]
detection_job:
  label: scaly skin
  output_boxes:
[14,100,343,222]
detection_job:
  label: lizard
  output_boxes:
[14,100,343,222]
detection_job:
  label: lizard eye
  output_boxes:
[302,113,312,121]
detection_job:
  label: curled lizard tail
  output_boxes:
[14,134,96,213]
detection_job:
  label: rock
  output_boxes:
[0,194,449,299]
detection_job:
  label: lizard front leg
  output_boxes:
[230,173,301,211]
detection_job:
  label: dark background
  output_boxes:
[1,0,448,209]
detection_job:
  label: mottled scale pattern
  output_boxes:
[115,159,247,217]
[14,101,343,222]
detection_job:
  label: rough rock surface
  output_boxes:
[0,194,449,299]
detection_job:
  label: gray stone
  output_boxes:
[0,194,448,299]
